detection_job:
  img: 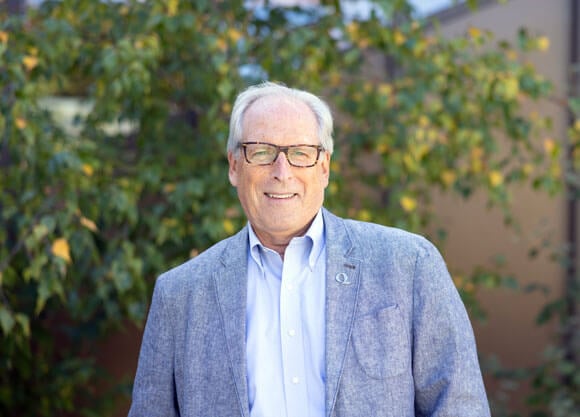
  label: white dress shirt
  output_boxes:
[246,210,326,417]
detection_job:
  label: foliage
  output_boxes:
[520,104,580,417]
[0,0,570,415]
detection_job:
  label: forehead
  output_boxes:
[242,95,318,143]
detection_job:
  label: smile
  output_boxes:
[265,193,296,199]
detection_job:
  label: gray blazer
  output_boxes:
[129,209,491,417]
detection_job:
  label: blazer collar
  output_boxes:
[322,209,362,416]
[214,227,250,417]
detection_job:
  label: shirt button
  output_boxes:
[286,283,294,291]
[292,376,300,384]
[288,329,296,337]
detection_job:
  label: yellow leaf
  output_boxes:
[357,37,370,48]
[378,83,392,97]
[471,147,484,159]
[357,210,371,222]
[497,75,519,100]
[346,22,359,39]
[506,49,518,61]
[80,216,98,232]
[167,0,179,16]
[426,129,439,143]
[22,55,38,70]
[415,128,425,141]
[452,274,464,287]
[0,31,8,44]
[162,218,178,227]
[328,182,338,195]
[393,30,406,46]
[227,28,243,43]
[217,62,229,75]
[82,164,94,176]
[488,170,503,187]
[400,195,417,212]
[467,26,482,39]
[223,219,235,235]
[163,183,176,193]
[403,153,417,171]
[216,37,227,52]
[52,238,71,263]
[329,72,341,87]
[470,147,484,173]
[543,138,555,154]
[412,39,427,56]
[15,118,27,130]
[441,170,456,187]
[376,142,389,154]
[537,36,550,51]
[418,115,429,128]
[414,144,430,160]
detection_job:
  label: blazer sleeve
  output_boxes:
[411,240,491,417]
[128,276,179,417]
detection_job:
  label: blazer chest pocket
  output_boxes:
[351,304,410,379]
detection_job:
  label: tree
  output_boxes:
[0,0,570,415]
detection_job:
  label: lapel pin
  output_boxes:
[335,272,352,285]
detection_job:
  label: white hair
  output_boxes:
[226,81,334,155]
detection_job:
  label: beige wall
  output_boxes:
[431,0,569,409]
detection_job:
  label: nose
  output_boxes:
[271,151,293,180]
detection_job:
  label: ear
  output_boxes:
[320,151,331,188]
[228,151,239,187]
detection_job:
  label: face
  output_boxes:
[228,95,330,251]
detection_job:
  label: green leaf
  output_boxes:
[569,97,580,117]
[0,305,15,335]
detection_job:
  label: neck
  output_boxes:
[253,225,312,260]
[253,231,294,260]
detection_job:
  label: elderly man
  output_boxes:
[128,82,491,417]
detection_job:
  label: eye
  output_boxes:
[247,144,276,161]
[252,148,270,157]
[290,147,314,158]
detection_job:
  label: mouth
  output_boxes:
[265,193,296,199]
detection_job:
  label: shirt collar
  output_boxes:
[248,209,325,271]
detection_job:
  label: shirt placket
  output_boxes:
[280,243,309,417]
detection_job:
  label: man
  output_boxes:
[128,82,491,417]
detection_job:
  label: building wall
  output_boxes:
[430,0,569,410]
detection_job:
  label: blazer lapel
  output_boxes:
[213,227,250,417]
[323,210,362,417]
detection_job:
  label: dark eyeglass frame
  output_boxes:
[239,141,324,168]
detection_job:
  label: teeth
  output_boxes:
[267,193,294,199]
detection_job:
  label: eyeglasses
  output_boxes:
[239,141,324,168]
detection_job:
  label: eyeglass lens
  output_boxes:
[242,143,320,167]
